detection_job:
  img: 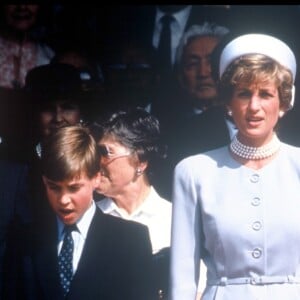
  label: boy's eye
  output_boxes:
[68,185,81,193]
[48,184,60,192]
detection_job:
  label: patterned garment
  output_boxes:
[58,225,75,297]
[0,36,54,89]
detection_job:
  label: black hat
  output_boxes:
[24,63,82,100]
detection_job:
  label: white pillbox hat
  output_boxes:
[219,33,297,82]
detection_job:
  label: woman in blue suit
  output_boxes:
[170,33,300,300]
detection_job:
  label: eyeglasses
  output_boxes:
[98,144,132,165]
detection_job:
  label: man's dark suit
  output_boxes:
[6,207,154,300]
[154,106,232,199]
[105,5,230,43]
[0,159,31,298]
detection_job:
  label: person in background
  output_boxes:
[91,107,171,299]
[154,22,233,200]
[123,5,231,77]
[0,159,31,299]
[23,63,90,224]
[170,33,300,300]
[0,4,54,158]
[157,22,233,144]
[101,38,159,113]
[24,63,90,161]
[51,47,105,123]
[0,4,54,90]
[152,5,198,79]
[94,5,231,109]
[51,45,103,93]
[165,23,231,295]
[4,125,154,300]
[172,23,230,117]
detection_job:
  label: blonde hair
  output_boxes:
[219,54,294,111]
[41,125,99,181]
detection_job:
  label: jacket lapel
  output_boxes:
[34,218,64,299]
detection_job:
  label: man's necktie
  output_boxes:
[157,14,174,72]
[58,225,76,297]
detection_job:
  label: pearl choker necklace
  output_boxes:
[230,134,281,160]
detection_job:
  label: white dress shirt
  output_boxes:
[97,186,172,254]
[57,200,96,274]
[153,6,192,65]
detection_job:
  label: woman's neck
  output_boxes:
[230,131,281,170]
[112,180,151,216]
[236,131,275,148]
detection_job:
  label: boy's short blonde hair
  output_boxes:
[41,125,99,181]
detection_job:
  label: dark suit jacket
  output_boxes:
[0,159,31,298]
[153,105,231,199]
[114,5,230,42]
[5,207,154,300]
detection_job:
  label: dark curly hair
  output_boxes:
[91,107,167,184]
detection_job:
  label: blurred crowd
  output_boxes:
[1,5,300,163]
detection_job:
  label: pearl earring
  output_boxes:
[136,168,143,176]
[227,110,233,116]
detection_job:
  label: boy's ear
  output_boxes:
[93,172,101,188]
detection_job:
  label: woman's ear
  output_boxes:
[289,85,295,110]
[138,161,148,173]
[279,110,285,118]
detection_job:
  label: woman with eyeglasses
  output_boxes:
[91,107,172,299]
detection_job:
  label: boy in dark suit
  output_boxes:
[4,125,154,300]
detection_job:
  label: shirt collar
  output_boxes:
[57,200,96,239]
[36,143,42,158]
[156,5,192,28]
[100,186,162,218]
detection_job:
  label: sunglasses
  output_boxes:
[98,144,132,165]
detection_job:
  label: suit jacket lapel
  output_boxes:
[67,209,108,298]
[34,218,64,299]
